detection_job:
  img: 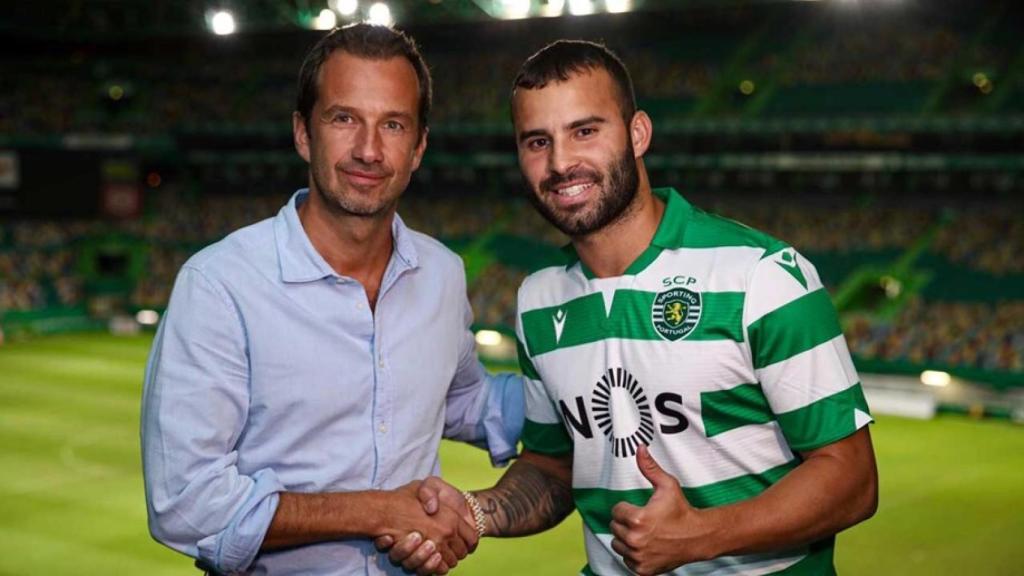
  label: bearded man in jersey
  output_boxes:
[380,40,879,576]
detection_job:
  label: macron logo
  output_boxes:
[553,309,567,344]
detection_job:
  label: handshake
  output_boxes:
[374,477,482,575]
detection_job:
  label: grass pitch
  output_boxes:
[1,332,1022,575]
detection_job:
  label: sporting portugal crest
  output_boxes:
[651,287,701,341]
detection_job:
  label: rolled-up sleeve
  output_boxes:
[442,296,524,467]
[141,266,282,573]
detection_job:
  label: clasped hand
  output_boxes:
[375,479,477,575]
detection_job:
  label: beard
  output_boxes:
[525,141,640,238]
[309,148,399,219]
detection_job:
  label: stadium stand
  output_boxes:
[1,0,1021,390]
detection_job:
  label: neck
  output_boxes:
[297,187,395,301]
[572,169,663,279]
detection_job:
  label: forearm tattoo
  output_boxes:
[475,460,574,537]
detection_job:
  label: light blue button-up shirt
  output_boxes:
[141,190,523,575]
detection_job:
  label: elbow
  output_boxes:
[862,474,880,522]
[146,507,194,559]
[851,469,879,527]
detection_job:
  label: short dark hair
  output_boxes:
[512,40,636,123]
[296,23,432,135]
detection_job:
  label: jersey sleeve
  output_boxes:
[743,246,872,452]
[517,289,573,456]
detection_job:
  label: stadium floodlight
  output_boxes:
[604,0,632,13]
[739,79,756,95]
[568,0,595,15]
[136,310,161,326]
[313,8,338,29]
[331,0,359,16]
[499,0,532,19]
[367,2,394,26]
[920,370,951,388]
[209,10,237,35]
[540,0,566,17]
[475,330,504,347]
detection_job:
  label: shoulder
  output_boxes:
[404,227,464,274]
[181,217,276,282]
[685,205,788,258]
[517,264,576,312]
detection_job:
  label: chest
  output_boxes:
[237,273,464,427]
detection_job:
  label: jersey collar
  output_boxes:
[561,187,693,279]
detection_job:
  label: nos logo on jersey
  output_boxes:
[560,367,690,458]
[651,287,701,341]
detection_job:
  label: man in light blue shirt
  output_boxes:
[141,24,523,575]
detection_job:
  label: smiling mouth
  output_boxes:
[552,182,596,198]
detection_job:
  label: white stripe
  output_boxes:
[571,421,795,491]
[524,376,562,424]
[743,249,826,328]
[755,334,859,414]
[637,246,764,294]
[520,265,591,313]
[585,530,806,575]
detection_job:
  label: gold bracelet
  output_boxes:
[462,491,487,537]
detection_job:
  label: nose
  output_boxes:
[547,138,577,176]
[352,124,383,164]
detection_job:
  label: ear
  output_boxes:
[629,110,653,158]
[410,127,429,172]
[293,111,311,163]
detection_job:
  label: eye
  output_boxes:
[383,120,405,132]
[577,126,597,138]
[526,137,549,151]
[331,112,353,124]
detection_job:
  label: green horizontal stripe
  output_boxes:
[522,419,573,455]
[573,460,797,535]
[701,383,775,437]
[777,383,871,452]
[684,209,781,251]
[520,290,745,357]
[747,288,842,369]
[516,338,540,380]
[769,538,836,575]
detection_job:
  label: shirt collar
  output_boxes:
[275,189,419,283]
[561,187,692,270]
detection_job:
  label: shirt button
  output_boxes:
[378,424,387,434]
[356,302,364,310]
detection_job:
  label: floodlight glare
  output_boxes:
[500,0,532,19]
[136,310,161,326]
[210,10,237,35]
[540,0,566,17]
[605,0,632,13]
[313,8,338,29]
[331,0,359,16]
[920,370,951,388]
[474,330,504,347]
[568,0,595,15]
[367,2,393,25]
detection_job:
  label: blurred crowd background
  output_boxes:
[2,0,1022,384]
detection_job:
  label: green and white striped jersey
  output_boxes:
[516,188,871,576]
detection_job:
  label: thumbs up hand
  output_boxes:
[610,445,714,575]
